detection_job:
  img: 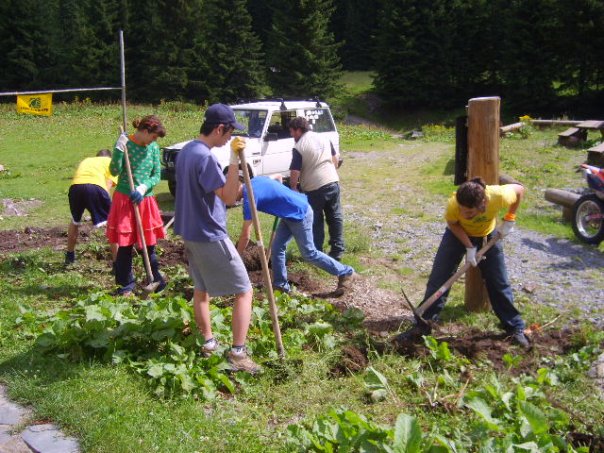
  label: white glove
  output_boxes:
[229,137,246,165]
[498,220,515,238]
[135,184,147,196]
[466,247,478,267]
[115,133,128,153]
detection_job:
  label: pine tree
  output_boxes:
[373,0,454,107]
[266,0,342,100]
[201,0,266,102]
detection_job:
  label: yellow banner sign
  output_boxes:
[16,94,53,116]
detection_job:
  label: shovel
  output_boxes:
[238,148,285,359]
[265,216,280,262]
[403,232,502,327]
[119,31,158,297]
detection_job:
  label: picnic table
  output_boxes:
[558,120,604,147]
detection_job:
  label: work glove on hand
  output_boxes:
[115,133,128,153]
[129,189,144,205]
[465,247,478,267]
[229,137,246,165]
[498,220,515,238]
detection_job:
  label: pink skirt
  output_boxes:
[106,192,165,248]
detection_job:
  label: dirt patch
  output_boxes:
[0,225,73,253]
[330,344,369,376]
[393,325,582,375]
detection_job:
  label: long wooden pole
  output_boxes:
[119,30,156,293]
[465,96,500,312]
[238,152,285,358]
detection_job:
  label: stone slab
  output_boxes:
[21,424,79,453]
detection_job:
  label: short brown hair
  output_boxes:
[456,177,487,208]
[288,116,309,133]
[133,115,166,138]
[96,149,111,157]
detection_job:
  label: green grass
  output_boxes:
[1,101,603,451]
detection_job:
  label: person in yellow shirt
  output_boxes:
[65,149,118,264]
[396,177,530,349]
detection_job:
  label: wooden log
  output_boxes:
[500,122,523,135]
[544,188,580,207]
[545,188,579,221]
[499,173,521,185]
[466,97,500,313]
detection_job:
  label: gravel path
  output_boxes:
[346,211,604,327]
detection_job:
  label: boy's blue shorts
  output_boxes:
[68,184,111,227]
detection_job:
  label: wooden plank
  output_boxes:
[576,120,604,129]
[588,142,604,152]
[558,127,581,137]
[500,122,523,134]
[531,119,582,126]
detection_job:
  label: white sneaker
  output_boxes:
[201,338,219,357]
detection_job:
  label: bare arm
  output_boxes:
[506,183,525,217]
[237,220,253,254]
[215,164,240,206]
[289,170,300,191]
[447,220,473,248]
[331,153,340,168]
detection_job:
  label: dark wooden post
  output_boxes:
[465,96,500,312]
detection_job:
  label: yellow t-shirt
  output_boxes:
[71,156,117,191]
[445,185,517,237]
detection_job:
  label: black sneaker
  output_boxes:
[64,251,75,265]
[511,331,531,350]
[394,324,431,343]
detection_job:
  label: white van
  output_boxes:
[161,98,340,196]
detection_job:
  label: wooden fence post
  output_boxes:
[465,96,500,312]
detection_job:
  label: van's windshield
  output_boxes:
[232,109,268,138]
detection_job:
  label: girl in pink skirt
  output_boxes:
[106,115,166,295]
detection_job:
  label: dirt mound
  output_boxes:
[0,226,72,253]
[330,344,369,376]
[394,325,582,375]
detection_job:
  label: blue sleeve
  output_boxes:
[289,149,302,171]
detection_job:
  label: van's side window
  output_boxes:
[267,111,297,139]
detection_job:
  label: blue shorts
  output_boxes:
[68,184,111,227]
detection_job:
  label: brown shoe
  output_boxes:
[334,272,357,296]
[227,349,262,374]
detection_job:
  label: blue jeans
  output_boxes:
[271,207,353,292]
[420,228,525,333]
[306,182,345,260]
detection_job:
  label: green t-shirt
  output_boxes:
[110,136,161,196]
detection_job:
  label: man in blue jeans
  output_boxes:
[395,178,530,349]
[236,176,356,295]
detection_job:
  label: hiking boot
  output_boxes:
[334,272,357,296]
[201,338,219,357]
[227,349,262,374]
[394,324,432,344]
[64,251,75,265]
[511,331,531,350]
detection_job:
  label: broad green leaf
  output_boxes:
[464,397,501,431]
[392,414,422,453]
[519,401,549,435]
[85,305,106,322]
[370,389,388,403]
[364,367,389,390]
[147,364,165,378]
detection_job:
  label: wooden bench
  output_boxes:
[558,127,587,146]
[558,120,604,147]
[588,142,604,167]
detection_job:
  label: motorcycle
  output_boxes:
[572,164,604,244]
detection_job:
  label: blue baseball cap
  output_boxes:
[204,103,245,130]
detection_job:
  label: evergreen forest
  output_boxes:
[1,0,603,114]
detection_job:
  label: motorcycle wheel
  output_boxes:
[571,193,604,244]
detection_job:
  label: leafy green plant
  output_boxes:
[364,366,391,403]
